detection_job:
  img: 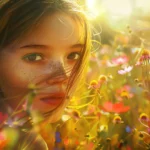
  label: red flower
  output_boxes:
[0,112,8,124]
[102,101,130,113]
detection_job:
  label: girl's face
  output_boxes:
[0,13,84,114]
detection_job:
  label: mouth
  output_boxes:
[40,93,66,106]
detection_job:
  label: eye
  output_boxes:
[22,53,43,62]
[67,52,81,60]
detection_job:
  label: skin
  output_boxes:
[0,12,84,117]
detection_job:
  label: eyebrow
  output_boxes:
[70,43,85,49]
[20,43,85,50]
[20,44,48,49]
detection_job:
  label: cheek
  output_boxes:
[0,59,38,89]
[0,61,59,90]
[2,66,30,87]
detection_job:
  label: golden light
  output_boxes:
[103,0,132,16]
[86,0,132,18]
[136,0,150,12]
[86,0,105,18]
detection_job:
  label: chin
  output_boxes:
[31,97,68,123]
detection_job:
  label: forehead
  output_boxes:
[17,12,85,47]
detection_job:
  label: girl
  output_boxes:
[0,0,91,149]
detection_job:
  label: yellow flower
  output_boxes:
[139,113,149,122]
[98,75,107,83]
[88,80,99,89]
[90,80,98,86]
[113,115,123,124]
[120,91,129,99]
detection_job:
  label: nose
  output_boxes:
[46,61,68,85]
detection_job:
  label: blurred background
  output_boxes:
[59,1,150,149]
[80,0,150,45]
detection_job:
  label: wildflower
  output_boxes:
[118,66,133,75]
[106,138,111,142]
[55,131,61,143]
[88,80,100,89]
[64,137,69,146]
[137,82,143,87]
[116,85,132,93]
[102,101,130,113]
[112,55,129,65]
[98,75,107,84]
[118,139,124,148]
[138,50,150,66]
[113,115,123,124]
[71,110,80,120]
[134,78,140,83]
[139,132,144,139]
[126,126,132,133]
[116,85,134,100]
[139,113,149,122]
[120,91,130,99]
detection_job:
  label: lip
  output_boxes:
[40,92,66,106]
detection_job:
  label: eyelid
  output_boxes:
[71,51,81,55]
[22,53,44,61]
[67,51,81,60]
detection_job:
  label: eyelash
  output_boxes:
[67,52,81,60]
[22,53,43,62]
[22,52,81,62]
